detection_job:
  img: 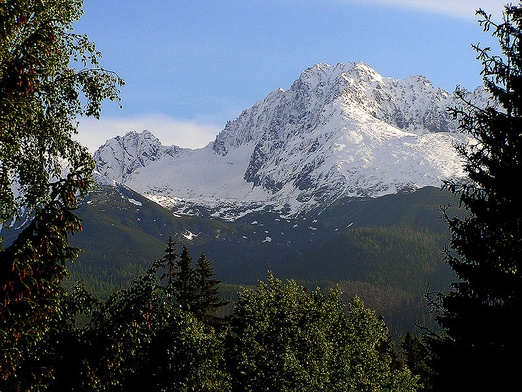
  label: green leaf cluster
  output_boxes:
[227,273,419,392]
[0,170,91,389]
[46,273,231,391]
[0,0,123,226]
[1,0,122,388]
[2,246,422,391]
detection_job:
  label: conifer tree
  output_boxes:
[158,239,228,326]
[160,235,178,301]
[428,5,522,391]
[173,244,197,311]
[194,252,229,326]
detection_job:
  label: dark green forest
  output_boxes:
[65,184,459,334]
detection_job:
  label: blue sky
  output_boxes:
[75,0,508,151]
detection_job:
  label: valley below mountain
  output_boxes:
[71,182,460,333]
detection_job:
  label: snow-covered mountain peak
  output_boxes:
[211,62,460,159]
[94,129,187,183]
[94,61,485,220]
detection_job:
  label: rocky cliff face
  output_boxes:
[93,130,187,183]
[94,62,484,219]
[213,62,458,158]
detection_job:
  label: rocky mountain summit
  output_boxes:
[94,62,484,220]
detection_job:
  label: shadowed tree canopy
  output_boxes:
[428,4,522,391]
[158,237,229,326]
[0,0,123,388]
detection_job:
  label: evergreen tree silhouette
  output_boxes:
[428,5,522,391]
[173,245,197,311]
[160,236,178,301]
[194,252,229,327]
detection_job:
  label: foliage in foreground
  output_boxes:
[427,5,522,391]
[0,0,122,387]
[2,241,421,391]
[228,273,418,392]
[49,265,230,391]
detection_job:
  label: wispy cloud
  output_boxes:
[76,114,221,153]
[344,0,507,20]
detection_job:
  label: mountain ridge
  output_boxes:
[93,61,483,219]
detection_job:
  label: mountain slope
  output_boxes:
[94,62,482,219]
[69,179,255,295]
[67,183,459,332]
[71,183,457,289]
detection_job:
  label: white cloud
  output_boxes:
[76,113,221,153]
[344,0,507,19]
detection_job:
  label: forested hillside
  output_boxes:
[66,184,461,333]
